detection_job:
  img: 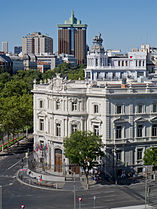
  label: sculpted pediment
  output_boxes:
[150,116,157,122]
[90,117,102,124]
[37,110,48,117]
[135,117,147,123]
[113,117,128,123]
[52,74,64,91]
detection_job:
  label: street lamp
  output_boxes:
[93,196,96,209]
[73,171,76,209]
[78,197,82,209]
[0,124,4,152]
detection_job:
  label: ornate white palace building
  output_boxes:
[84,33,147,81]
[33,75,157,175]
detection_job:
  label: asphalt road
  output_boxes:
[0,137,150,209]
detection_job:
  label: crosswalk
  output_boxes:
[75,185,144,209]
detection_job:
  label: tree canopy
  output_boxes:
[64,131,104,188]
[0,63,86,140]
[143,147,157,166]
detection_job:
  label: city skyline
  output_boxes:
[1,0,157,53]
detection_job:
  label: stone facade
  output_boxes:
[32,75,157,175]
[85,33,147,81]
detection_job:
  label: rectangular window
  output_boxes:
[137,125,143,137]
[40,140,44,152]
[94,125,99,136]
[94,105,99,113]
[116,150,122,162]
[116,105,122,114]
[56,101,60,110]
[56,123,61,136]
[97,72,100,79]
[137,148,143,160]
[40,100,43,108]
[116,126,122,139]
[72,101,77,111]
[96,58,98,66]
[153,104,157,112]
[86,72,90,79]
[139,60,141,67]
[152,124,157,136]
[39,119,44,131]
[138,104,143,113]
[71,124,77,133]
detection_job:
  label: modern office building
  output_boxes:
[32,75,157,176]
[57,11,87,65]
[2,42,8,53]
[22,32,53,55]
[36,54,62,70]
[14,46,22,54]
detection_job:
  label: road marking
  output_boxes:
[7,158,24,170]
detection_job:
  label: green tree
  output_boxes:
[41,70,55,81]
[0,72,11,83]
[143,147,157,166]
[0,80,30,98]
[64,131,104,189]
[0,96,21,140]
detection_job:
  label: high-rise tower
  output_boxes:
[57,11,87,65]
[2,42,8,53]
[22,32,53,55]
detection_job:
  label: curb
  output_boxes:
[16,170,86,192]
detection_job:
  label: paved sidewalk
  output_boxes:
[17,168,88,191]
[111,205,153,209]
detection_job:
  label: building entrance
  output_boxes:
[55,149,62,172]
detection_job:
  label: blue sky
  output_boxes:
[1,0,157,53]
